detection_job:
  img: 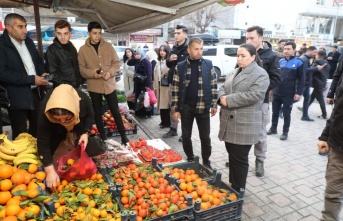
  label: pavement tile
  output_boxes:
[282,211,305,221]
[242,202,265,218]
[258,204,282,221]
[268,192,293,207]
[294,184,320,198]
[299,215,320,221]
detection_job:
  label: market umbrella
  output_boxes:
[27,26,88,41]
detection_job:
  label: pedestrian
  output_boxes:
[46,20,83,89]
[37,84,94,189]
[298,46,325,121]
[122,48,136,111]
[78,21,129,144]
[300,43,308,53]
[327,57,343,105]
[243,25,281,177]
[145,50,158,115]
[295,50,303,57]
[127,48,153,118]
[218,43,269,192]
[171,37,218,169]
[163,25,189,142]
[153,45,171,129]
[327,45,341,79]
[308,50,330,121]
[273,39,286,58]
[268,41,305,140]
[0,13,49,139]
[317,68,343,221]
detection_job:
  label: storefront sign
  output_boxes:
[131,29,162,36]
[273,31,288,39]
[130,35,154,43]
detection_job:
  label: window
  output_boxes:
[203,48,217,56]
[316,0,325,5]
[224,48,238,57]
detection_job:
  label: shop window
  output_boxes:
[316,0,325,5]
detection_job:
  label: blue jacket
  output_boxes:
[273,56,305,97]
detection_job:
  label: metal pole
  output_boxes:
[33,0,43,59]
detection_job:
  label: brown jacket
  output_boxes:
[78,38,120,94]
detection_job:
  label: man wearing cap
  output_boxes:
[327,45,341,79]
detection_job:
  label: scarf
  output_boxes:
[45,84,81,132]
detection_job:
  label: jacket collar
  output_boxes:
[85,37,105,47]
[53,37,72,49]
[233,61,258,87]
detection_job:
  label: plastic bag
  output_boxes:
[144,92,150,108]
[147,88,157,105]
[57,144,97,182]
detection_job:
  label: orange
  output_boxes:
[11,172,25,184]
[186,184,194,193]
[0,165,14,179]
[96,173,103,180]
[83,187,93,195]
[28,164,38,174]
[121,189,129,197]
[5,204,21,216]
[0,191,12,205]
[11,184,27,194]
[92,208,100,217]
[17,210,26,220]
[3,216,18,221]
[200,202,208,210]
[197,187,205,196]
[121,196,129,204]
[100,209,107,218]
[6,196,21,206]
[201,193,209,202]
[35,171,46,181]
[27,204,40,215]
[0,179,13,191]
[27,189,39,198]
[67,158,75,165]
[228,193,237,201]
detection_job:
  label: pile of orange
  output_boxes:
[164,167,238,211]
[50,173,121,221]
[0,163,49,221]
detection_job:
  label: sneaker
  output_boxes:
[178,135,183,142]
[187,156,195,162]
[301,116,314,121]
[163,129,178,138]
[297,106,303,111]
[280,133,288,140]
[255,159,264,177]
[318,151,329,156]
[267,128,277,135]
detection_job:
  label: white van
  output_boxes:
[202,45,239,80]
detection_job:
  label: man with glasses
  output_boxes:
[46,20,83,89]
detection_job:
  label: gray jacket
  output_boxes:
[218,61,269,145]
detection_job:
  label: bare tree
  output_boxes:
[185,3,228,33]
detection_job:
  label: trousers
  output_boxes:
[254,103,270,161]
[271,94,294,133]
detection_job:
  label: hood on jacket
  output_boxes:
[173,37,189,49]
[258,41,273,55]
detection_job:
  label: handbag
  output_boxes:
[133,73,147,84]
[160,76,169,87]
[85,135,107,157]
[147,88,157,105]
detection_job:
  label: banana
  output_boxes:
[14,158,40,166]
[16,133,35,140]
[17,148,37,155]
[0,150,16,161]
[0,159,8,166]
[0,136,28,155]
[12,138,30,145]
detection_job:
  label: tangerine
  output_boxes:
[11,172,25,184]
[0,191,12,205]
[0,165,14,179]
[28,164,38,174]
[0,179,13,191]
[27,189,39,198]
[3,216,18,221]
[35,171,46,181]
[83,187,93,195]
[5,204,21,216]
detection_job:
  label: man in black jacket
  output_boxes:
[327,45,341,79]
[46,20,83,88]
[163,25,189,142]
[327,57,343,105]
[241,26,281,177]
[0,13,48,139]
[318,68,343,221]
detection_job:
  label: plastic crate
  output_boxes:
[152,156,217,182]
[106,123,138,137]
[192,173,244,221]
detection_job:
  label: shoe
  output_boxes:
[187,156,195,162]
[255,159,264,177]
[163,129,178,138]
[121,136,129,145]
[267,128,277,135]
[297,106,303,111]
[178,135,183,142]
[318,115,327,119]
[301,116,314,121]
[319,151,329,156]
[280,133,288,140]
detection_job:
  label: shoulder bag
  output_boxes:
[160,61,169,87]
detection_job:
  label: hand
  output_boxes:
[102,72,111,81]
[326,98,335,104]
[173,112,180,122]
[44,165,60,189]
[210,108,217,117]
[220,96,228,107]
[327,57,332,60]
[318,140,329,153]
[294,94,301,101]
[317,65,324,71]
[34,75,49,86]
[169,54,178,62]
[41,72,49,78]
[93,69,103,78]
[78,133,89,147]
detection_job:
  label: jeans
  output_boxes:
[254,103,270,161]
[309,88,327,117]
[89,90,127,141]
[302,86,310,118]
[271,94,294,133]
[180,104,211,164]
[225,142,251,193]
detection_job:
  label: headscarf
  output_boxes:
[45,84,81,132]
[135,48,146,61]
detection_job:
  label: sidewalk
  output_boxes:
[130,98,342,221]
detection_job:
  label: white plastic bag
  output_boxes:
[144,92,150,108]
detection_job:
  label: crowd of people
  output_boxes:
[1,12,343,220]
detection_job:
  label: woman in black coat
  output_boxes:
[37,84,94,189]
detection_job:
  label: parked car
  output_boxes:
[202,45,239,80]
[188,34,219,45]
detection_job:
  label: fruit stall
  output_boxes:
[0,132,243,221]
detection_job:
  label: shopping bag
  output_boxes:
[144,92,150,108]
[57,143,97,182]
[146,88,157,105]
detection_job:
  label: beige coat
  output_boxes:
[153,60,169,109]
[78,38,120,94]
[123,61,135,96]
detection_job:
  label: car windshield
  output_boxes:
[224,48,238,57]
[203,48,217,56]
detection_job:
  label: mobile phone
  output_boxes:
[96,68,103,74]
[44,74,53,81]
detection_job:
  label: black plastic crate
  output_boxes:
[153,156,217,182]
[192,173,244,221]
[106,123,138,137]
